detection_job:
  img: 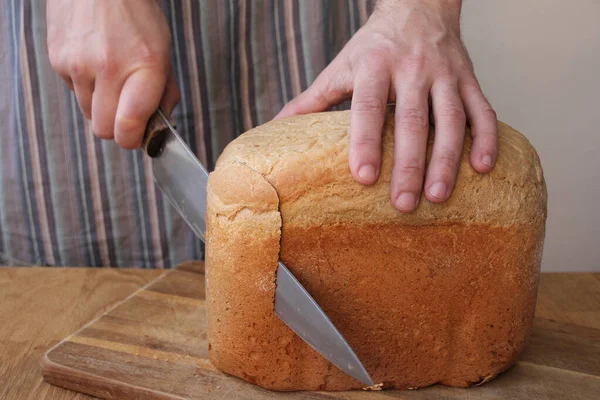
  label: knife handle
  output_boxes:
[142,108,173,158]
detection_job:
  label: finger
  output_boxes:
[91,76,124,140]
[349,70,390,185]
[159,67,181,116]
[114,68,168,149]
[73,79,94,120]
[390,82,430,213]
[425,79,466,203]
[67,52,94,105]
[273,62,352,120]
[460,77,498,173]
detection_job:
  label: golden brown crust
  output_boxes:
[206,163,285,386]
[279,222,544,390]
[216,110,547,227]
[206,110,547,391]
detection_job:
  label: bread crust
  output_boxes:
[206,110,547,391]
[216,110,546,227]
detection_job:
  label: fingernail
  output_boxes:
[482,155,493,167]
[395,192,417,212]
[428,182,447,199]
[357,165,377,182]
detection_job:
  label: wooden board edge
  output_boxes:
[41,352,186,400]
[40,267,173,380]
[517,361,600,380]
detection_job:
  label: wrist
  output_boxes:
[374,0,462,24]
[370,0,462,38]
[375,0,462,11]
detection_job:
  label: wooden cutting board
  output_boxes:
[42,262,600,399]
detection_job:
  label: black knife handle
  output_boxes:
[143,108,173,158]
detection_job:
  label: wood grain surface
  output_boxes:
[39,262,600,400]
[0,266,163,400]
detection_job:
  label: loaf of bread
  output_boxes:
[205,110,547,391]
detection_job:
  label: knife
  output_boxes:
[142,108,374,387]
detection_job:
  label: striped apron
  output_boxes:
[0,0,373,268]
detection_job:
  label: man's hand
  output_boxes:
[47,0,179,149]
[275,0,497,213]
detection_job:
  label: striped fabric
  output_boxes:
[0,0,374,268]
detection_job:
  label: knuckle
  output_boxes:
[402,54,426,74]
[353,96,386,114]
[47,48,62,72]
[68,56,88,79]
[48,48,71,77]
[435,150,460,171]
[434,61,453,78]
[460,77,481,95]
[480,103,497,122]
[95,51,118,77]
[361,50,389,71]
[313,63,352,104]
[473,128,497,142]
[352,134,380,150]
[95,42,169,77]
[437,105,466,123]
[457,53,474,72]
[132,43,170,68]
[310,85,329,105]
[310,79,346,106]
[399,108,429,130]
[398,159,424,177]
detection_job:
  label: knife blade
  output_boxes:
[142,108,374,387]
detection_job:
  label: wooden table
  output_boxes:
[0,267,598,400]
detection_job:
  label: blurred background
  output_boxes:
[0,0,597,272]
[462,0,600,272]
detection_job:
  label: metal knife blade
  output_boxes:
[144,109,208,241]
[143,109,374,387]
[275,261,374,386]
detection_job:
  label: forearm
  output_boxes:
[375,0,462,12]
[370,0,463,41]
[374,0,462,26]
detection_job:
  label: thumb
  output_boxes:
[273,62,352,120]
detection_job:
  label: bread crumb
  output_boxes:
[362,383,383,391]
[475,373,496,386]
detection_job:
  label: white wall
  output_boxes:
[461,0,600,272]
